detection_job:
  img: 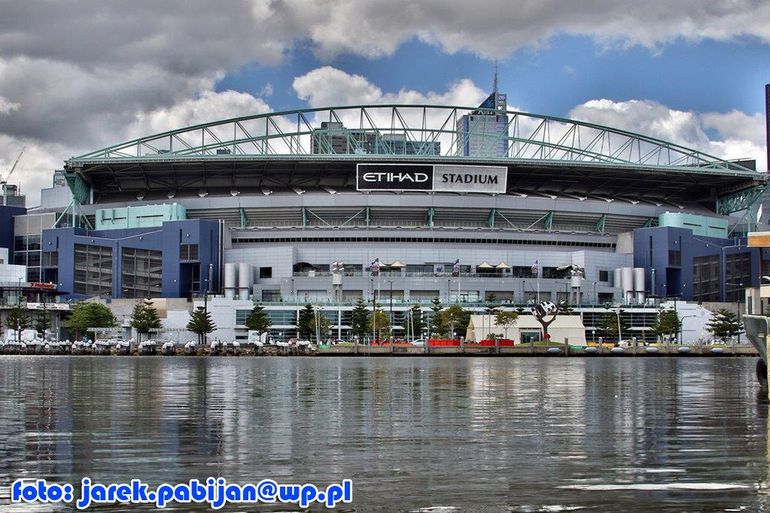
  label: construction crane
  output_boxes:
[1,149,24,186]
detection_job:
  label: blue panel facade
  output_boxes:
[0,205,26,261]
[633,226,770,302]
[41,219,220,299]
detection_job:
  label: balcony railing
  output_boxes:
[291,270,572,279]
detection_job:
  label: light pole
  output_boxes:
[202,263,213,346]
[17,277,23,347]
[678,314,698,346]
[726,280,744,346]
[719,242,745,301]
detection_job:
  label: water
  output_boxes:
[0,356,768,512]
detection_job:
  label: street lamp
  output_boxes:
[726,280,744,345]
[678,314,699,347]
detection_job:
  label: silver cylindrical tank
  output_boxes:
[621,267,634,304]
[633,268,646,304]
[238,263,251,300]
[224,263,237,299]
[613,268,622,289]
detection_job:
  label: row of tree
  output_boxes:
[5,298,745,345]
[5,305,51,334]
[593,307,742,344]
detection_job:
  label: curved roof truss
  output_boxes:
[70,104,757,175]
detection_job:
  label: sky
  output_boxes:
[0,0,768,205]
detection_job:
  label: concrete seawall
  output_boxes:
[317,344,760,357]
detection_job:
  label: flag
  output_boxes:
[531,260,539,277]
[370,258,380,277]
[452,259,460,277]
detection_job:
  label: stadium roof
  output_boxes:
[63,104,765,211]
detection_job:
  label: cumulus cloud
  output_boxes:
[130,90,272,137]
[569,98,767,171]
[0,87,274,206]
[293,66,486,108]
[0,135,69,204]
[0,2,768,204]
[1,1,768,66]
[0,96,20,115]
[278,0,770,59]
[291,66,489,154]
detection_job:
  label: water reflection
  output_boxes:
[0,357,767,512]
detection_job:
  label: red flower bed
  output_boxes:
[479,339,515,346]
[428,338,461,347]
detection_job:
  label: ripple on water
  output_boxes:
[0,357,766,513]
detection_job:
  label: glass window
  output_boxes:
[262,289,281,301]
[121,247,162,298]
[235,309,250,326]
[74,244,113,296]
[692,255,719,302]
[725,253,751,302]
[43,251,58,267]
[180,244,199,261]
[669,250,681,267]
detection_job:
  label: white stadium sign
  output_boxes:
[433,165,507,194]
[357,163,507,194]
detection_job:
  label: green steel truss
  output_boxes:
[69,105,759,175]
[716,185,766,214]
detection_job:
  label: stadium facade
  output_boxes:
[1,89,768,342]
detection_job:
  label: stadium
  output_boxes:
[2,89,768,343]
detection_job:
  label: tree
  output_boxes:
[350,297,369,341]
[6,306,30,330]
[130,298,162,343]
[186,307,216,345]
[5,306,30,340]
[485,293,500,315]
[297,304,315,340]
[33,310,50,335]
[66,302,116,340]
[368,308,391,341]
[598,309,631,344]
[442,304,466,339]
[650,308,682,343]
[494,309,519,340]
[245,303,272,340]
[429,298,447,337]
[407,304,424,340]
[706,308,742,343]
[314,312,331,343]
[297,304,329,342]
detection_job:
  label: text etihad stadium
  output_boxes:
[356,163,507,193]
